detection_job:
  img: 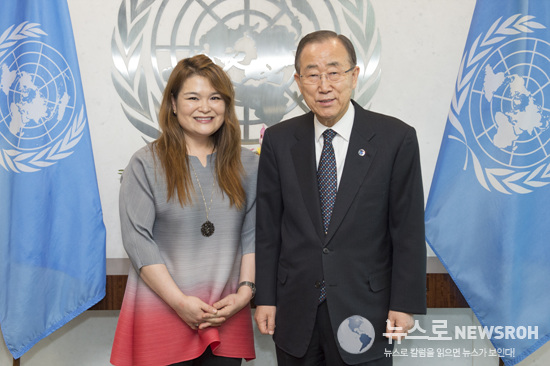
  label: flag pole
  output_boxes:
[13,358,20,366]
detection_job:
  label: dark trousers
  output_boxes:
[169,346,241,366]
[275,301,392,366]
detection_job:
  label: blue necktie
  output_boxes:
[317,129,337,303]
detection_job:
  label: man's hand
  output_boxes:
[385,310,414,341]
[254,305,276,335]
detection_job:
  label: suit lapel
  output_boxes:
[325,103,377,244]
[290,115,325,242]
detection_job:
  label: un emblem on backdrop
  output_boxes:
[112,0,381,144]
[450,14,550,194]
[0,22,86,173]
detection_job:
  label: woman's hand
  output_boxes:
[139,264,223,330]
[199,286,253,328]
[172,295,221,330]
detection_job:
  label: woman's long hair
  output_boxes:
[153,54,245,209]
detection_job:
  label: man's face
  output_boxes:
[294,38,359,127]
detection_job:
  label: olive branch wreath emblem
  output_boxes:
[112,0,158,141]
[448,14,549,194]
[340,0,381,107]
[112,0,381,142]
[0,22,87,173]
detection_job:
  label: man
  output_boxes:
[254,30,426,365]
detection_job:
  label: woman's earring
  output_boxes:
[173,110,176,115]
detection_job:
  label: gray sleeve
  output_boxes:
[240,149,259,255]
[119,149,165,273]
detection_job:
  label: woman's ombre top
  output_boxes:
[110,146,258,366]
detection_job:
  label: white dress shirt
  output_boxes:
[314,102,355,189]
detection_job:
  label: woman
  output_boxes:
[111,54,257,366]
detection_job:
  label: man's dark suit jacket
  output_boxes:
[255,100,427,364]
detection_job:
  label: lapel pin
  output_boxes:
[358,149,366,157]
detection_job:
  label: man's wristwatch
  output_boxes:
[238,281,256,299]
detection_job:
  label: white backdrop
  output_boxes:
[2,0,549,365]
[70,0,476,259]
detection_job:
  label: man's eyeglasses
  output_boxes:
[299,66,355,85]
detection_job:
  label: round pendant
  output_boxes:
[201,220,215,237]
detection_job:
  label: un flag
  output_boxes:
[0,0,106,359]
[426,1,550,365]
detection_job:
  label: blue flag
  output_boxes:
[425,1,550,365]
[0,0,106,359]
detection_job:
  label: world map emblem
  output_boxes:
[0,22,86,173]
[112,0,381,144]
[449,14,550,194]
[337,315,375,354]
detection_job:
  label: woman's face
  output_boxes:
[171,75,226,145]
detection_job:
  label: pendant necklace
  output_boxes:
[190,160,216,237]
